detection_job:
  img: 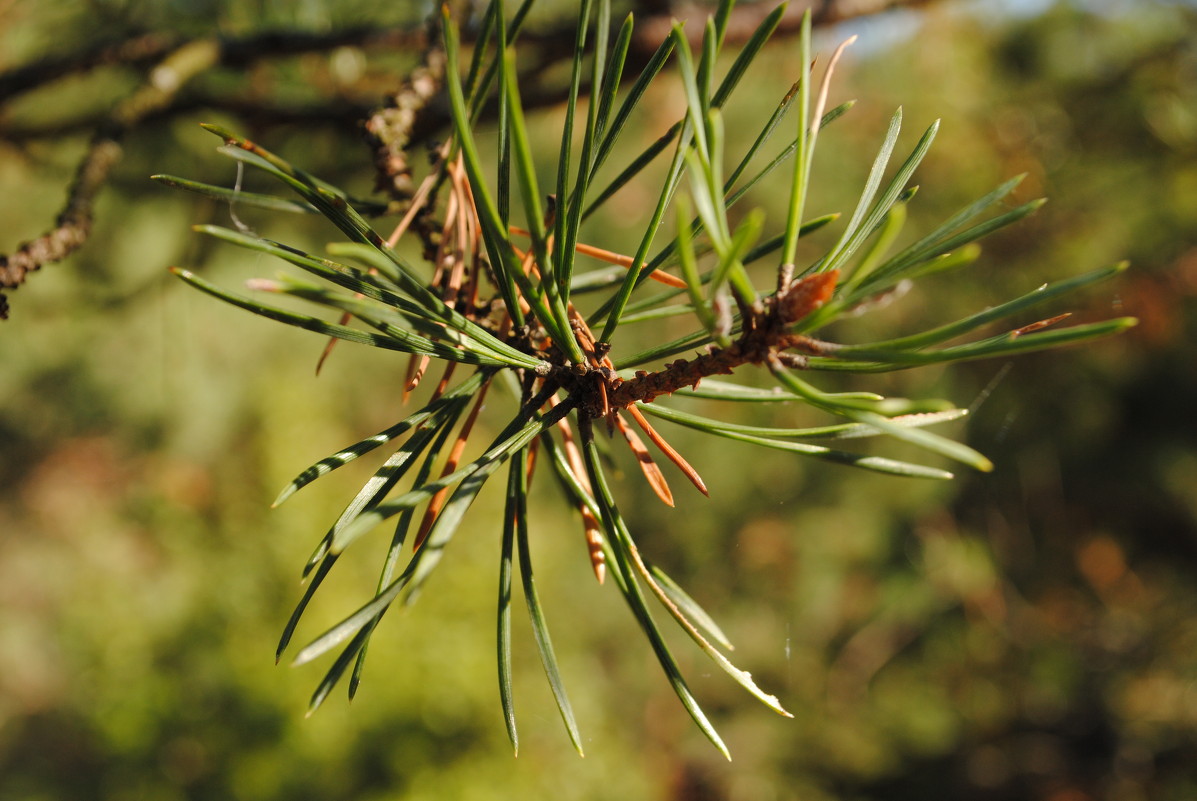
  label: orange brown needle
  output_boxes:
[508,226,686,288]
[626,403,709,497]
[615,411,675,507]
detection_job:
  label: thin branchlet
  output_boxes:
[569,271,840,416]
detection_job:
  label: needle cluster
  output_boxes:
[159,0,1135,757]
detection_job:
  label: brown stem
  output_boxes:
[594,272,839,415]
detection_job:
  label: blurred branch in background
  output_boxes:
[0,39,220,319]
[0,24,422,318]
[0,0,938,319]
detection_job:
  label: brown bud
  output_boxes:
[778,269,839,324]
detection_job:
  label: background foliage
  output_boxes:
[2,1,1195,799]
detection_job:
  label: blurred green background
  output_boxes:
[2,1,1196,799]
